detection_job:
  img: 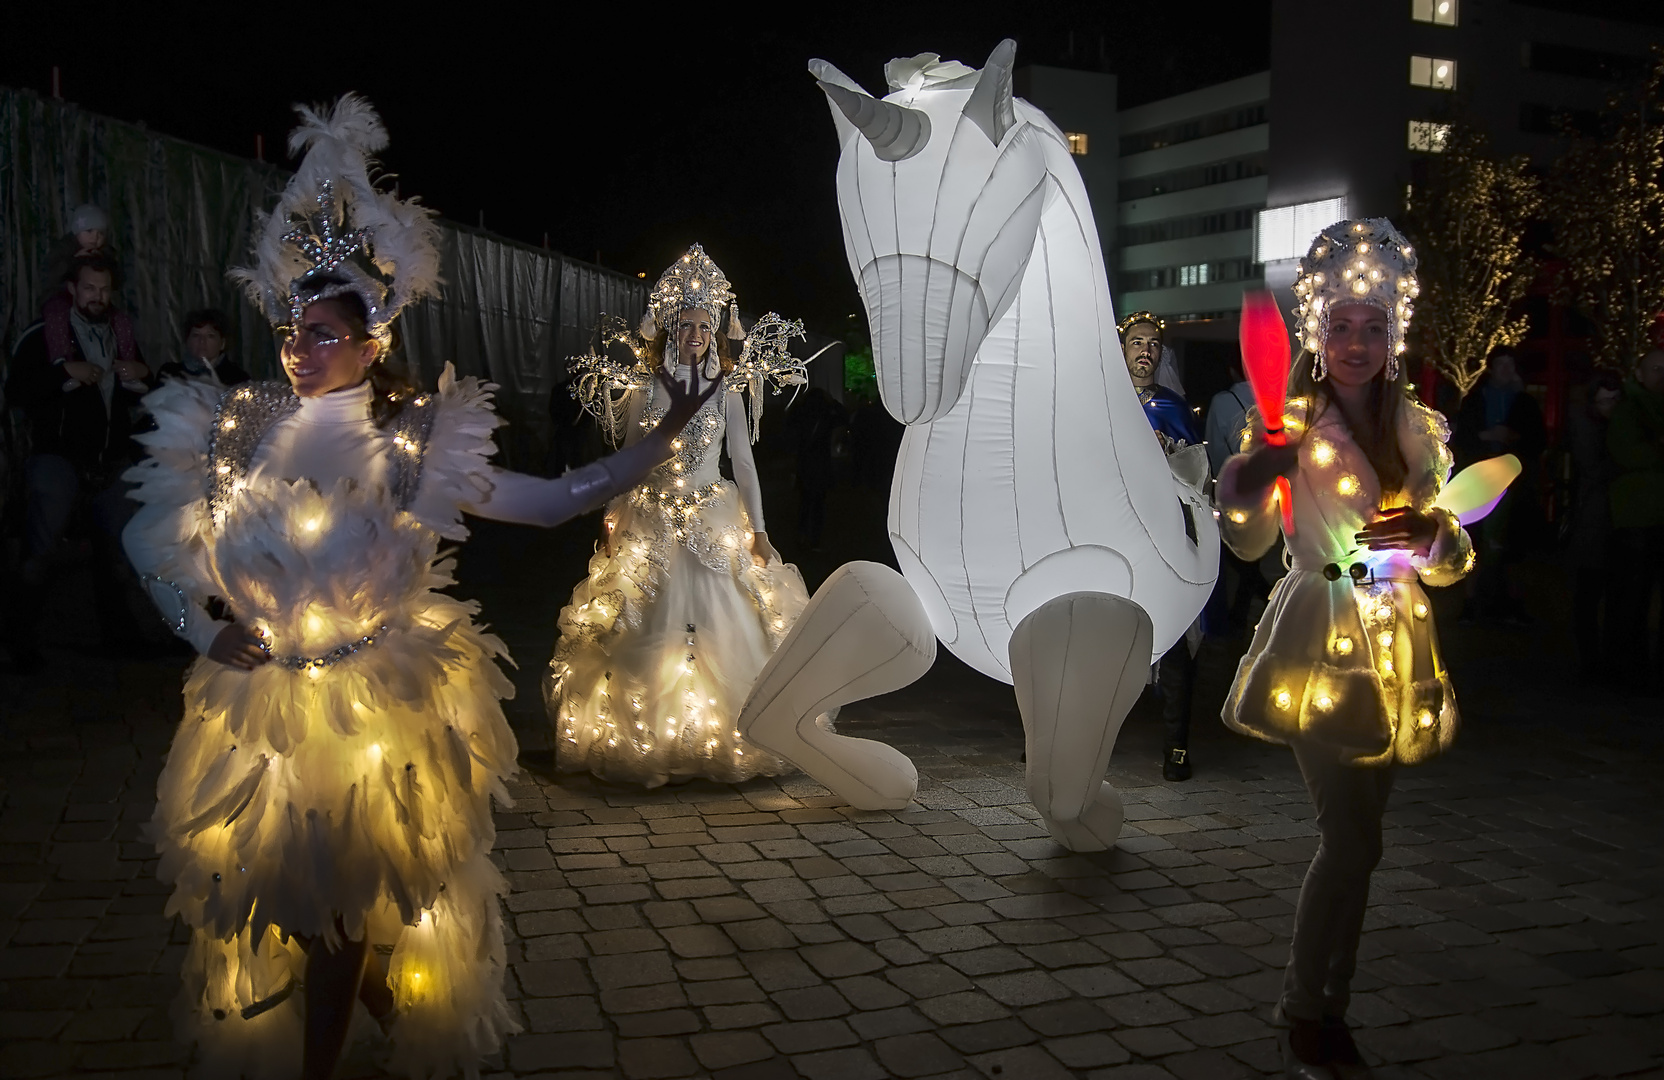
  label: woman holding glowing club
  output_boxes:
[1217,218,1477,1080]
[121,96,715,1080]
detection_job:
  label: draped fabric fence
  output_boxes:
[0,86,646,470]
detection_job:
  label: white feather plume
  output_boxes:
[231,93,441,338]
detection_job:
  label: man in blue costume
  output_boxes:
[1119,311,1199,780]
[1120,310,1199,448]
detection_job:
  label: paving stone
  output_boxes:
[614,1009,702,1037]
[1020,997,1116,1036]
[602,983,690,1014]
[977,969,1074,1006]
[742,950,823,991]
[771,985,852,1020]
[799,940,886,978]
[1046,1031,1133,1068]
[617,1036,700,1078]
[916,991,1011,1025]
[590,951,677,989]
[888,963,975,998]
[522,995,605,1032]
[874,1032,966,1077]
[507,1031,615,1071]
[789,1046,888,1080]
[760,1018,859,1053]
[965,1044,1076,1079]
[937,1017,1041,1054]
[704,1002,783,1029]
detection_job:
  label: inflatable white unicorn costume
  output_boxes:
[737,41,1219,852]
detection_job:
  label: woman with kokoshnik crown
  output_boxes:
[1215,218,1475,1079]
[545,245,815,787]
[122,96,717,1080]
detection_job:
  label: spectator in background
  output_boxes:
[3,254,156,663]
[39,205,143,386]
[1205,361,1254,478]
[1120,311,1200,781]
[1456,350,1546,623]
[1203,361,1270,635]
[157,309,249,387]
[1607,349,1664,691]
[1566,372,1623,684]
[789,387,847,550]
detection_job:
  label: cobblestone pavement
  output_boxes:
[3,519,1663,1080]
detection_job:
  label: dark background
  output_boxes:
[6,1,1662,333]
[2,2,1277,331]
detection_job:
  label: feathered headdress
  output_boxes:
[230,94,440,346]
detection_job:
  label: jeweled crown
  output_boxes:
[649,244,735,333]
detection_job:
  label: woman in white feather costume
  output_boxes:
[545,246,813,787]
[122,97,715,1080]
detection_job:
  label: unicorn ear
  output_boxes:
[962,38,1017,146]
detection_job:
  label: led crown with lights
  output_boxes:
[1291,217,1419,379]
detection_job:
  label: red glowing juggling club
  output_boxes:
[1238,290,1295,535]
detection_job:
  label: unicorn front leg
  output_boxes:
[737,562,936,810]
[1010,592,1154,851]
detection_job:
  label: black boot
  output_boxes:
[1162,745,1192,782]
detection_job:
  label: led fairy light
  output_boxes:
[1291,218,1419,381]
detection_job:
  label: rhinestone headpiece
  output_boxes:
[231,95,439,349]
[649,244,735,333]
[1292,217,1419,380]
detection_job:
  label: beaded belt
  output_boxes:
[258,625,389,672]
[1290,558,1417,585]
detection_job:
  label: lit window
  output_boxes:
[1065,132,1089,156]
[1255,197,1350,263]
[1179,263,1210,286]
[1410,56,1457,90]
[1412,0,1458,25]
[1408,120,1451,152]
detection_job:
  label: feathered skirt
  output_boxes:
[149,586,521,1080]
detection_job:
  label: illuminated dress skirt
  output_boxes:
[147,482,520,1080]
[546,478,809,786]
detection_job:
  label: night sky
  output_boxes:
[5,0,1659,332]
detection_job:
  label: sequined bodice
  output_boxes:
[639,382,727,494]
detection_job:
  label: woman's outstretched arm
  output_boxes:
[465,370,718,528]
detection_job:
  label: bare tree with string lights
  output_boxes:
[1548,46,1664,372]
[1404,121,1541,399]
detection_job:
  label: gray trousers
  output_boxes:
[1280,741,1395,1022]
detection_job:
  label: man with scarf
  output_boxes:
[4,253,157,663]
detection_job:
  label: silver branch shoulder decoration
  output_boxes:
[568,311,817,447]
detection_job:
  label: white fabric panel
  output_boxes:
[1011,591,1153,851]
[737,562,935,810]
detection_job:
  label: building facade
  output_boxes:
[1020,0,1663,405]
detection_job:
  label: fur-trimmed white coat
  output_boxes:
[1216,395,1473,767]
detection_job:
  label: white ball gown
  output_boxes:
[546,366,810,786]
[123,369,670,1079]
